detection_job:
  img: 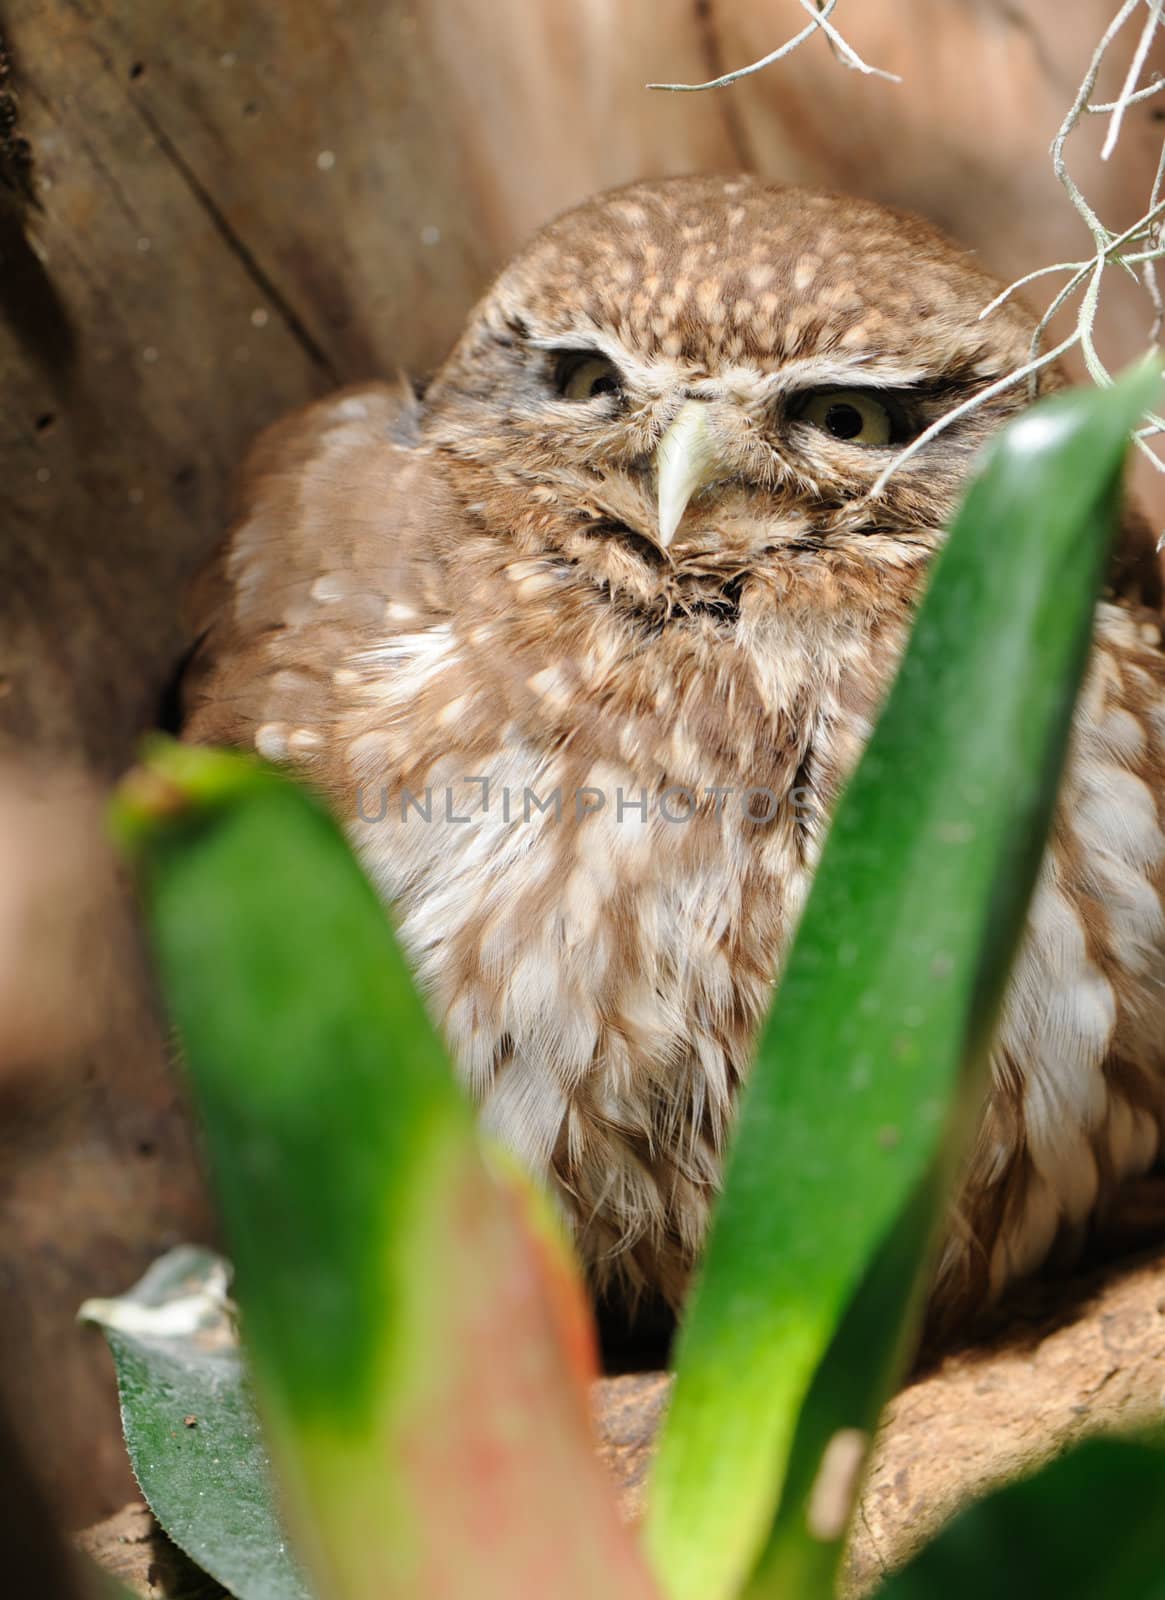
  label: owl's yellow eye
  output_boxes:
[796,389,894,447]
[555,351,623,402]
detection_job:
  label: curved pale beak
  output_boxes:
[654,400,724,548]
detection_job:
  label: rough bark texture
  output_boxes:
[76,1502,227,1600]
[2,0,1163,1529]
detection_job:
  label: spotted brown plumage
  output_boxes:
[184,176,1165,1327]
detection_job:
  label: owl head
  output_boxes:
[417,176,1142,622]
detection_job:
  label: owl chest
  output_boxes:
[343,614,873,1126]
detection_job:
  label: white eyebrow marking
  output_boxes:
[760,356,929,393]
[525,336,605,352]
[519,328,933,398]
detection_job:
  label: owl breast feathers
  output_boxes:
[184,175,1165,1329]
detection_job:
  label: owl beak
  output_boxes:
[654,400,723,548]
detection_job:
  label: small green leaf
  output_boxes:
[80,1246,313,1600]
[645,364,1161,1600]
[115,744,658,1600]
[879,1434,1165,1598]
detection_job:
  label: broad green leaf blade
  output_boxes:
[645,364,1161,1600]
[79,1246,312,1600]
[879,1435,1165,1599]
[742,1169,940,1599]
[114,746,658,1600]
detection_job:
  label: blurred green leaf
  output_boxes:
[79,1246,311,1600]
[879,1434,1165,1599]
[114,745,658,1600]
[645,364,1161,1600]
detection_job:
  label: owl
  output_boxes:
[184,175,1165,1332]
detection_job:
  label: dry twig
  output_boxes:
[646,0,899,93]
[645,3,1165,516]
[872,0,1165,502]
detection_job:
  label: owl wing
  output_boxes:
[182,381,445,799]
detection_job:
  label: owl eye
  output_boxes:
[795,388,896,447]
[554,351,623,402]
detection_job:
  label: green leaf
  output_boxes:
[878,1434,1165,1598]
[114,744,658,1600]
[644,363,1161,1600]
[79,1245,312,1600]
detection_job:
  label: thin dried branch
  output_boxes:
[1143,132,1165,341]
[866,332,1084,500]
[647,3,1164,506]
[1101,0,1163,158]
[871,0,1165,503]
[794,0,901,81]
[1087,73,1165,112]
[646,0,898,94]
